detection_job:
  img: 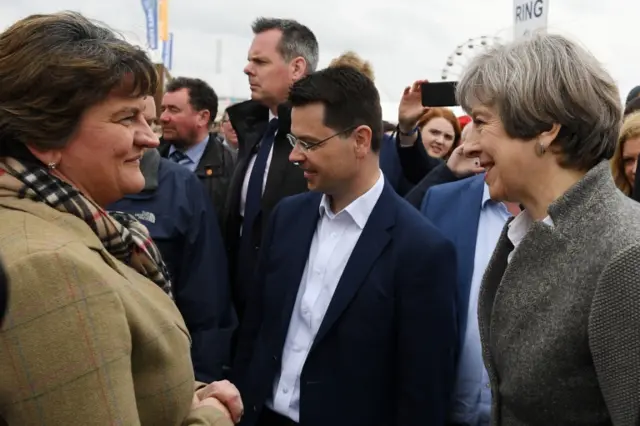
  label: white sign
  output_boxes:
[513,0,549,40]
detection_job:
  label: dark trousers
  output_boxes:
[256,407,299,426]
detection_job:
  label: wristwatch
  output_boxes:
[397,125,419,136]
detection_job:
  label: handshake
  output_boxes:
[193,380,244,424]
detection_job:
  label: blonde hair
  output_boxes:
[328,51,374,81]
[612,111,640,195]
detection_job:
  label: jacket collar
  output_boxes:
[140,149,161,191]
[547,160,616,233]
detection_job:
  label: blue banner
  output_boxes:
[162,32,174,70]
[140,0,158,50]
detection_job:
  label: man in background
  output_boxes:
[158,77,235,225]
[224,17,319,323]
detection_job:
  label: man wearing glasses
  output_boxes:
[233,66,457,426]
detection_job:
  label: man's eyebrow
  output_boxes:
[292,133,321,142]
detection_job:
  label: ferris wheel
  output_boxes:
[441,35,503,81]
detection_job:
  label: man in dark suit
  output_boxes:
[158,77,235,225]
[234,66,457,426]
[224,18,318,322]
[225,18,435,323]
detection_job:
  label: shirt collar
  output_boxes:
[481,183,492,208]
[318,171,385,229]
[507,209,555,249]
[169,134,209,163]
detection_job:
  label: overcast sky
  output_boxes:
[1,1,638,120]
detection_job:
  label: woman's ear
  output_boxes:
[26,144,61,166]
[540,123,561,148]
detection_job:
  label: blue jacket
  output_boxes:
[109,150,236,382]
[234,181,458,426]
[380,132,441,196]
[420,175,485,355]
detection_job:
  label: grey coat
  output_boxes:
[480,161,640,425]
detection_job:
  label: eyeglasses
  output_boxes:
[287,125,357,152]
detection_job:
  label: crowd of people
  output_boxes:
[1,9,640,426]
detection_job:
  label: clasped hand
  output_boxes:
[192,380,244,424]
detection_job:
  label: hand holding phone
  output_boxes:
[398,80,430,132]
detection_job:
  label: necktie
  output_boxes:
[243,118,279,227]
[169,149,189,165]
[236,118,279,311]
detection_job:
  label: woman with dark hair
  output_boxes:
[0,12,241,425]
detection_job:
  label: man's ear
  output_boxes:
[353,125,373,159]
[290,57,307,82]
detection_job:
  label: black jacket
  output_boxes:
[158,133,235,226]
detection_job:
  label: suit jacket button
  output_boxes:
[272,355,278,361]
[253,405,258,412]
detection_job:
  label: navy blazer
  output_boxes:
[420,174,484,352]
[234,181,458,426]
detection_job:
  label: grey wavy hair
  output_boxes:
[252,17,319,73]
[456,33,622,170]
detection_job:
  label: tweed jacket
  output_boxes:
[0,195,231,426]
[480,160,640,426]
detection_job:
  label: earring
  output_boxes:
[47,162,57,170]
[535,141,547,157]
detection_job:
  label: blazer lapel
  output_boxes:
[478,224,512,345]
[262,104,296,210]
[277,194,322,340]
[225,121,267,218]
[262,133,293,204]
[454,176,485,317]
[311,184,395,349]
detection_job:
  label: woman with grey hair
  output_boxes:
[458,33,640,425]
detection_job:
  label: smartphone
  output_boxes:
[421,81,458,107]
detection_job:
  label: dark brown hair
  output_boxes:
[0,11,158,150]
[166,77,219,125]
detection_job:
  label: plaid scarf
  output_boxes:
[0,157,172,297]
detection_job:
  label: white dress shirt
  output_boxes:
[266,171,385,422]
[239,111,277,217]
[507,209,554,262]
